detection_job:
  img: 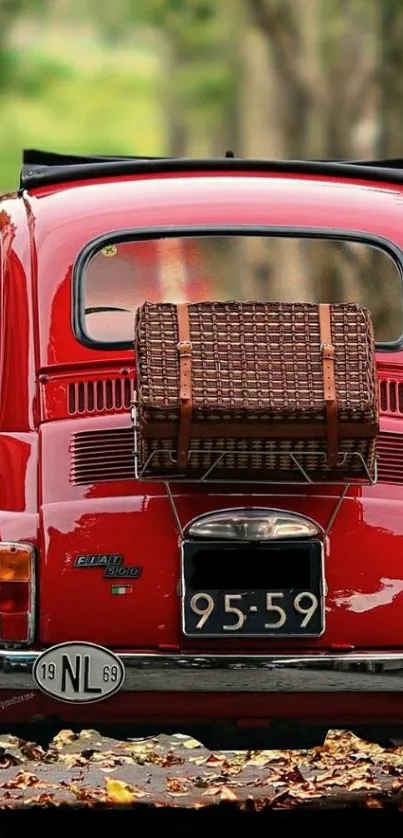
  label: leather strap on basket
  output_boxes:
[319,303,338,468]
[176,303,192,468]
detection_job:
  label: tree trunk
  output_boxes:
[378,0,403,158]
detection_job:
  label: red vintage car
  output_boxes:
[1,149,403,748]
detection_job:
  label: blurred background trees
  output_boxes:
[1,0,403,190]
[1,0,402,333]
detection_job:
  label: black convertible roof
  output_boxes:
[20,148,403,191]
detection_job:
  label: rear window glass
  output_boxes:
[78,235,402,346]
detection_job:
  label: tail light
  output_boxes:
[0,543,35,644]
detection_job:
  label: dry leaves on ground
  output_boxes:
[0,728,401,809]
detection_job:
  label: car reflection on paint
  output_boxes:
[333,661,403,673]
[2,657,32,672]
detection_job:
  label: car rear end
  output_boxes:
[2,154,403,747]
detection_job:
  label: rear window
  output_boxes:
[76,234,402,347]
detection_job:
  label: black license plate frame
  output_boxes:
[181,539,324,638]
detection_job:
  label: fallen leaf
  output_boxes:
[392,779,403,792]
[248,750,288,766]
[316,778,349,787]
[203,785,224,797]
[52,730,77,748]
[0,756,22,769]
[182,738,202,749]
[201,784,237,800]
[219,786,238,801]
[104,778,138,804]
[348,780,382,791]
[204,754,231,769]
[282,768,305,783]
[289,787,325,800]
[0,771,42,789]
[25,793,56,806]
[61,754,90,769]
[267,789,290,807]
[166,777,190,794]
[20,742,46,761]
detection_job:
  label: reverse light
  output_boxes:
[0,543,35,644]
[185,509,320,541]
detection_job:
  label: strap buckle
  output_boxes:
[321,342,335,359]
[178,340,192,356]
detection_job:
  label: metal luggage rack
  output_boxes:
[132,404,377,539]
[132,406,377,488]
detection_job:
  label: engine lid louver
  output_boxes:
[379,378,403,417]
[68,378,133,416]
[70,428,134,485]
[70,428,403,487]
[376,432,403,484]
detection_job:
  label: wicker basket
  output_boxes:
[134,301,379,481]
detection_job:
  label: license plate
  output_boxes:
[181,540,324,637]
[33,642,125,703]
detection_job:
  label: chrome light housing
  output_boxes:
[185,509,320,541]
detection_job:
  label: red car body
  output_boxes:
[1,150,403,746]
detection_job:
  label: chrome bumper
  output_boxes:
[2,652,403,693]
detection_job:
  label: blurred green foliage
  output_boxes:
[0,0,236,191]
[0,23,163,188]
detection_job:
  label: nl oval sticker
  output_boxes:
[33,642,125,703]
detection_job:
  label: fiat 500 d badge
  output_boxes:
[33,642,125,703]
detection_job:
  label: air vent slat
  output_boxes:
[73,435,132,441]
[72,471,133,479]
[71,444,132,456]
[71,458,133,470]
[72,472,133,481]
[68,379,133,416]
[87,381,94,412]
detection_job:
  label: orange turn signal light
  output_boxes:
[0,543,33,582]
